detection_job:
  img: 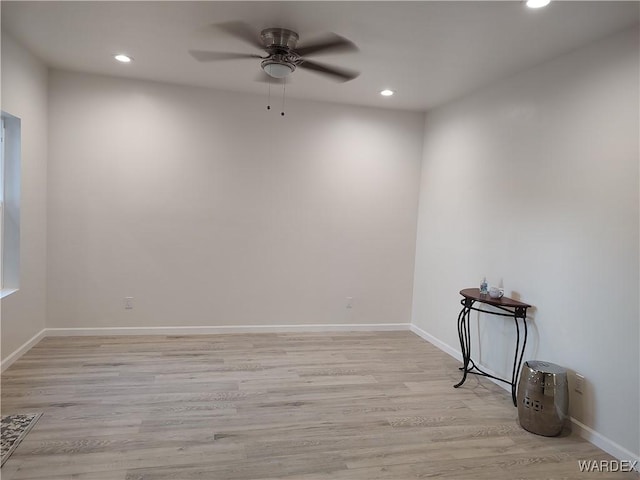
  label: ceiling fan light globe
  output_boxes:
[264,63,293,79]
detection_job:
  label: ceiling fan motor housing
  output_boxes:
[260,28,300,78]
[260,28,299,50]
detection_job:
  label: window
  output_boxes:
[1,112,21,297]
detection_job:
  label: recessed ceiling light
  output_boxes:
[380,89,395,97]
[114,54,133,63]
[526,0,550,8]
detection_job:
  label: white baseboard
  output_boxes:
[45,323,411,336]
[410,324,463,361]
[1,328,47,372]
[570,417,640,469]
[409,323,640,468]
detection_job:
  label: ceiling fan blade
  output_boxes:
[215,21,264,50]
[298,60,360,82]
[295,34,357,57]
[189,50,262,62]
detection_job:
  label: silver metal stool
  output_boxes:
[517,360,568,436]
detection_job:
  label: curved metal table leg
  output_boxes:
[511,308,529,406]
[511,315,521,405]
[454,300,473,389]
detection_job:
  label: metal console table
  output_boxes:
[454,288,531,406]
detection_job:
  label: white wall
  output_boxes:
[47,70,424,329]
[412,27,639,458]
[0,33,48,362]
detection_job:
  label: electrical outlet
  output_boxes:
[346,297,353,309]
[124,297,134,310]
[575,373,584,394]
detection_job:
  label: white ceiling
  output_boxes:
[2,1,638,111]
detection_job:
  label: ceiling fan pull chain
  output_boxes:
[281,78,286,117]
[267,76,272,110]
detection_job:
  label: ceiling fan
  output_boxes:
[189,22,360,83]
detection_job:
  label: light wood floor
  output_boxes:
[1,332,636,480]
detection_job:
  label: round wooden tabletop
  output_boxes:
[460,288,531,308]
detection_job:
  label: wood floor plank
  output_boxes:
[1,332,637,479]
